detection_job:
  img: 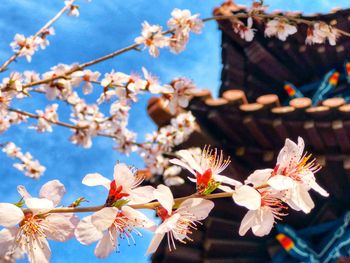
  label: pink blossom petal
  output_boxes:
[146,233,165,255]
[251,207,274,236]
[156,213,181,234]
[214,174,242,186]
[0,228,17,256]
[169,158,196,175]
[245,169,273,187]
[121,206,155,229]
[82,173,111,189]
[290,184,315,213]
[154,184,174,215]
[232,185,261,210]
[91,207,118,232]
[239,210,256,236]
[26,236,51,263]
[177,198,214,220]
[94,229,117,259]
[39,180,65,206]
[113,163,134,191]
[0,203,23,227]
[17,185,32,199]
[176,150,203,174]
[25,198,54,215]
[44,213,78,242]
[310,180,329,197]
[128,185,155,205]
[75,216,103,245]
[268,175,295,190]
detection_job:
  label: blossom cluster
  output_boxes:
[2,142,46,179]
[0,137,328,262]
[140,111,196,177]
[230,1,339,45]
[8,0,80,64]
[135,9,204,57]
[0,63,198,179]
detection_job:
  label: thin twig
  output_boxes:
[0,0,75,72]
[18,12,350,90]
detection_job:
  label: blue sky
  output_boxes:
[0,0,349,262]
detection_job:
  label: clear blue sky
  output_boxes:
[0,0,349,262]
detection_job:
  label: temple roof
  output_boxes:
[214,1,350,100]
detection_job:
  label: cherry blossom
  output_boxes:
[71,70,101,95]
[163,78,197,114]
[142,67,172,94]
[135,22,170,57]
[0,180,78,263]
[41,64,73,100]
[248,137,328,213]
[82,163,155,206]
[233,17,256,42]
[75,206,155,258]
[146,185,214,254]
[306,22,338,46]
[232,185,287,236]
[264,19,297,41]
[37,27,55,49]
[10,34,38,62]
[1,72,24,98]
[33,104,59,133]
[2,142,46,179]
[65,1,80,17]
[170,145,241,194]
[167,9,204,37]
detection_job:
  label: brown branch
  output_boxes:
[7,107,145,147]
[21,183,270,214]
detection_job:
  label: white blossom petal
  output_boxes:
[268,175,295,190]
[245,169,273,187]
[239,210,256,236]
[26,236,51,263]
[232,185,261,210]
[251,207,274,236]
[290,184,315,213]
[91,207,118,231]
[44,213,78,242]
[0,203,24,227]
[177,198,214,220]
[82,173,111,189]
[153,184,174,215]
[75,216,104,245]
[94,230,116,259]
[176,150,203,174]
[25,198,54,215]
[113,163,134,191]
[146,233,165,255]
[128,186,155,205]
[39,180,65,206]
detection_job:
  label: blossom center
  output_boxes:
[106,180,130,206]
[196,168,212,192]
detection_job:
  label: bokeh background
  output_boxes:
[0,0,349,262]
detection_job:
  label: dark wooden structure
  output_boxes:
[148,2,350,262]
